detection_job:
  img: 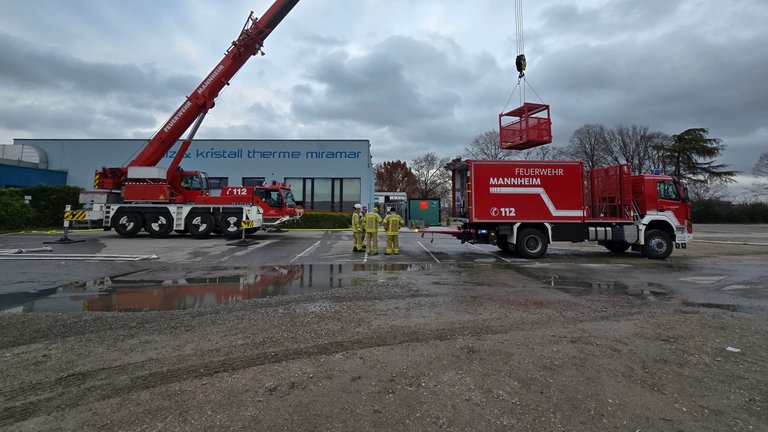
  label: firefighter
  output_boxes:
[364,206,382,254]
[383,207,404,255]
[351,203,363,252]
[360,206,368,250]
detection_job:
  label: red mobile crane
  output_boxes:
[78,0,301,239]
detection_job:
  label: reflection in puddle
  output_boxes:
[3,263,433,314]
[681,299,742,312]
[542,276,672,300]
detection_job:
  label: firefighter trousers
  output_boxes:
[385,234,399,255]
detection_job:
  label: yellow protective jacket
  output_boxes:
[351,211,363,232]
[382,213,404,235]
[364,211,382,232]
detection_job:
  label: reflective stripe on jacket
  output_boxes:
[383,214,403,234]
[365,212,381,231]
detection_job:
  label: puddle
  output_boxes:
[1,263,433,313]
[541,277,673,301]
[680,299,743,312]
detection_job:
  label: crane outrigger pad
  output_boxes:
[499,102,552,150]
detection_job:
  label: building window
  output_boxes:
[242,177,265,187]
[208,177,229,190]
[285,178,361,212]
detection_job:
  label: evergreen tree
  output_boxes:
[655,128,737,186]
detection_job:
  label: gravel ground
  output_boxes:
[0,228,767,431]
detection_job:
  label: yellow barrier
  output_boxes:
[64,210,87,221]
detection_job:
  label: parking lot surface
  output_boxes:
[0,224,766,431]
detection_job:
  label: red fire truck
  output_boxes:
[447,159,692,259]
[71,0,302,239]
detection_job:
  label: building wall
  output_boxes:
[0,163,68,188]
[15,139,374,212]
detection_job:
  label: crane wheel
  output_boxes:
[113,212,143,237]
[219,214,243,239]
[144,212,174,238]
[186,213,215,239]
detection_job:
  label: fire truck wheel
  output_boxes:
[186,213,215,239]
[144,213,174,238]
[516,228,548,259]
[642,229,673,259]
[219,214,242,239]
[112,212,143,237]
[602,241,631,254]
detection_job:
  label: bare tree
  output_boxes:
[753,151,768,177]
[645,131,672,173]
[562,123,611,170]
[464,130,512,160]
[519,144,566,161]
[605,124,669,175]
[748,151,768,202]
[410,152,451,199]
[686,179,729,201]
[465,129,565,161]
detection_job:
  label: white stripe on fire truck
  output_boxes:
[489,187,584,217]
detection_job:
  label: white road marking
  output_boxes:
[417,241,441,263]
[290,241,321,263]
[468,243,515,263]
[0,254,157,261]
[679,276,727,284]
[697,240,768,246]
[220,240,275,261]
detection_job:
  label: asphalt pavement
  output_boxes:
[1,224,766,313]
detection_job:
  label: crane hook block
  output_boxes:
[515,54,526,78]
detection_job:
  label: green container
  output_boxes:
[408,199,440,226]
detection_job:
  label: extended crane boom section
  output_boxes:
[96,0,300,187]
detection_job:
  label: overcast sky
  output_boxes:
[1,0,766,193]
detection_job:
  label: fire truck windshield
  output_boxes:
[283,188,297,208]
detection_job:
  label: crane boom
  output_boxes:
[131,0,299,167]
[97,0,299,189]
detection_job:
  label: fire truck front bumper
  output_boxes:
[675,229,693,249]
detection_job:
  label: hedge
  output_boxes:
[289,211,351,230]
[0,185,82,230]
[691,200,768,224]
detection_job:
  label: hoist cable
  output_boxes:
[521,77,546,104]
[501,81,521,114]
[515,0,524,56]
